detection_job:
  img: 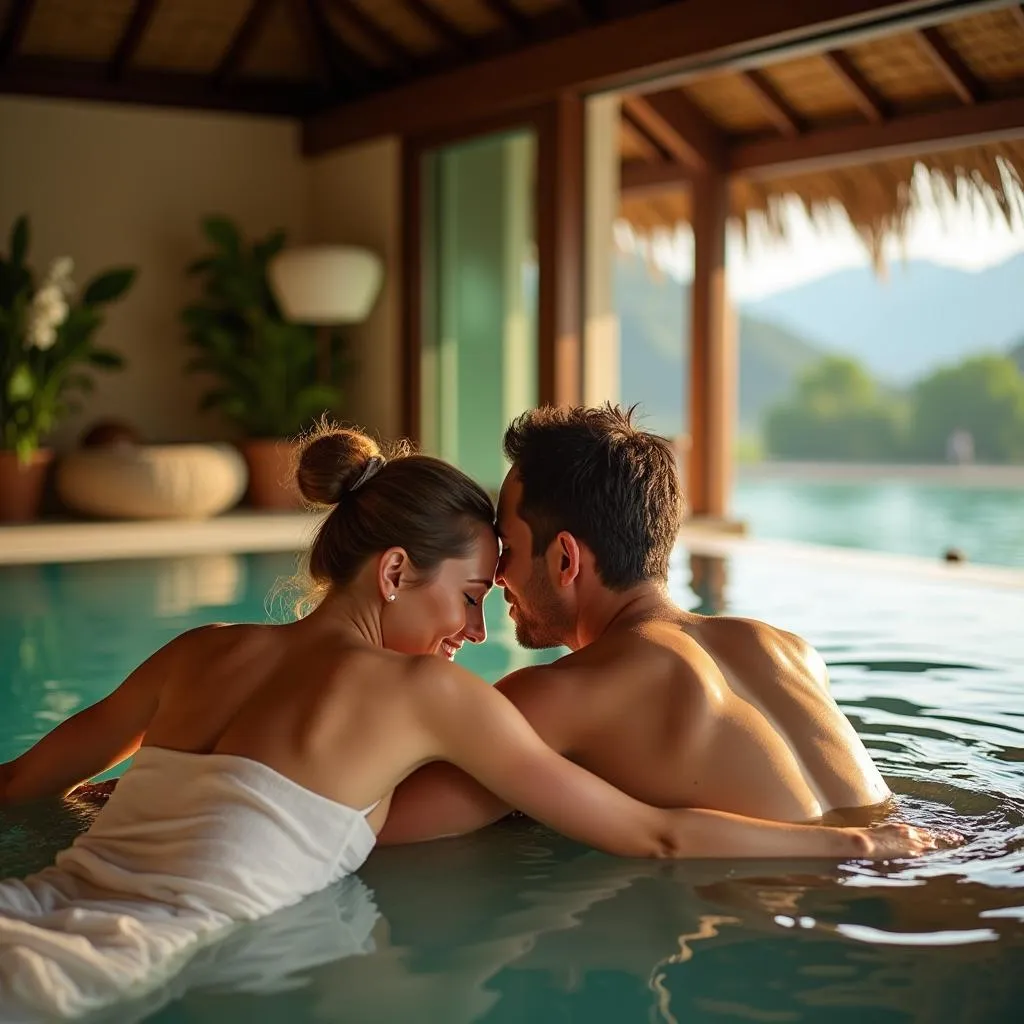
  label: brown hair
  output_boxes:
[502,404,683,590]
[296,422,495,603]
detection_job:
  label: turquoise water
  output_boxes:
[733,476,1024,567]
[2,549,1024,1022]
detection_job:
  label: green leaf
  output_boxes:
[6,363,34,402]
[202,217,241,256]
[10,216,29,268]
[83,268,136,306]
[88,349,126,370]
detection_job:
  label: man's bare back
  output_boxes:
[500,603,890,824]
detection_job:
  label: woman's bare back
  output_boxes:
[140,622,439,828]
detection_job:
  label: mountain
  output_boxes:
[614,254,822,437]
[746,256,1024,385]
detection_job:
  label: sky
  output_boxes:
[615,176,1024,303]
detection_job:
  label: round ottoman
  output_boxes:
[56,444,248,520]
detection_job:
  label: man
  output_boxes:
[380,404,891,843]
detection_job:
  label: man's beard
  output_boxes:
[509,561,572,650]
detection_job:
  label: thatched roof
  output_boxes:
[618,5,1024,257]
[1,1,1023,255]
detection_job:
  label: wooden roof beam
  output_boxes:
[622,90,727,172]
[729,93,1024,179]
[916,26,985,104]
[2,55,317,115]
[286,0,340,92]
[325,0,416,72]
[214,0,277,89]
[741,69,802,136]
[405,0,474,56]
[108,0,160,81]
[0,0,37,68]
[480,1,535,40]
[304,0,1007,155]
[821,48,888,122]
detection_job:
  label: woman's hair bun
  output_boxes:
[296,425,383,506]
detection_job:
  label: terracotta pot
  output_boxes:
[237,438,302,510]
[0,448,54,523]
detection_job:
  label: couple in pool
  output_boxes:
[0,405,942,1013]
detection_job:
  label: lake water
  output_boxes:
[1,547,1023,1022]
[733,473,1024,568]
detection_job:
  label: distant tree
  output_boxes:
[1010,337,1024,376]
[909,355,1024,463]
[764,356,905,461]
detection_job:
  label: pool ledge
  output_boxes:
[0,512,325,566]
[0,513,1021,589]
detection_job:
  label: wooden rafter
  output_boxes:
[821,48,887,122]
[214,0,277,88]
[480,0,534,39]
[109,0,160,81]
[622,89,726,172]
[916,26,985,103]
[325,0,415,71]
[620,109,667,162]
[741,69,802,136]
[404,0,473,55]
[0,0,37,67]
[287,0,338,91]
[729,93,1024,179]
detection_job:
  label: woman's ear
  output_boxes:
[378,548,410,601]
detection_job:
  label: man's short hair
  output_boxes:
[502,404,684,590]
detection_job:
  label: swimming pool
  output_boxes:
[1,547,1022,1022]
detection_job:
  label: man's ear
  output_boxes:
[554,532,582,587]
[378,548,410,600]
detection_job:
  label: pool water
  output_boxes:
[1,549,1023,1023]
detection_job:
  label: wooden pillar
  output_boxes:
[537,92,584,407]
[400,137,423,443]
[687,169,735,519]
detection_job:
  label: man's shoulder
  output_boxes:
[697,615,828,685]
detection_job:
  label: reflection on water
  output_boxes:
[1,549,1023,1022]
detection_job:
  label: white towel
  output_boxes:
[0,746,378,1019]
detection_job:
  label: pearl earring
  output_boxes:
[387,594,397,602]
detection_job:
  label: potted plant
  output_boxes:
[182,217,345,509]
[0,215,135,522]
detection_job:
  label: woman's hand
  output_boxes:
[847,822,956,859]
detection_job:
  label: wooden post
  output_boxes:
[688,169,734,519]
[537,92,584,407]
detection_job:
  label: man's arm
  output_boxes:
[0,631,187,805]
[377,663,578,845]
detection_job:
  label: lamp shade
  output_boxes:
[268,245,383,325]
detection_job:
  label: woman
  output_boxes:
[0,427,936,1018]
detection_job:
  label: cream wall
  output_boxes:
[0,96,309,446]
[305,137,402,441]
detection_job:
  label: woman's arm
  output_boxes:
[418,662,938,861]
[0,632,185,805]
